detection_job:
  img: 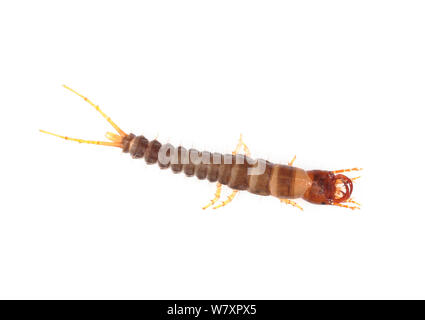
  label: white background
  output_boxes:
[1,1,424,299]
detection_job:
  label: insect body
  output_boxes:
[41,86,361,210]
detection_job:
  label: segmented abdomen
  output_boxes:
[122,134,284,197]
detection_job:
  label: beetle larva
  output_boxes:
[40,86,361,210]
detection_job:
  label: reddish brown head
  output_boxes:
[302,170,353,206]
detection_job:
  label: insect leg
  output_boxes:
[211,134,250,210]
[234,133,251,157]
[280,199,304,211]
[213,190,238,210]
[202,182,222,210]
[288,155,296,166]
[281,156,303,210]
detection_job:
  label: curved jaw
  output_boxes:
[334,174,353,203]
[332,168,362,210]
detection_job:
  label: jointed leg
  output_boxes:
[281,155,303,210]
[281,199,304,211]
[202,182,222,210]
[233,133,251,156]
[203,134,250,210]
[212,134,250,209]
[213,190,238,210]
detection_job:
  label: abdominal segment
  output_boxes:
[124,134,310,199]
